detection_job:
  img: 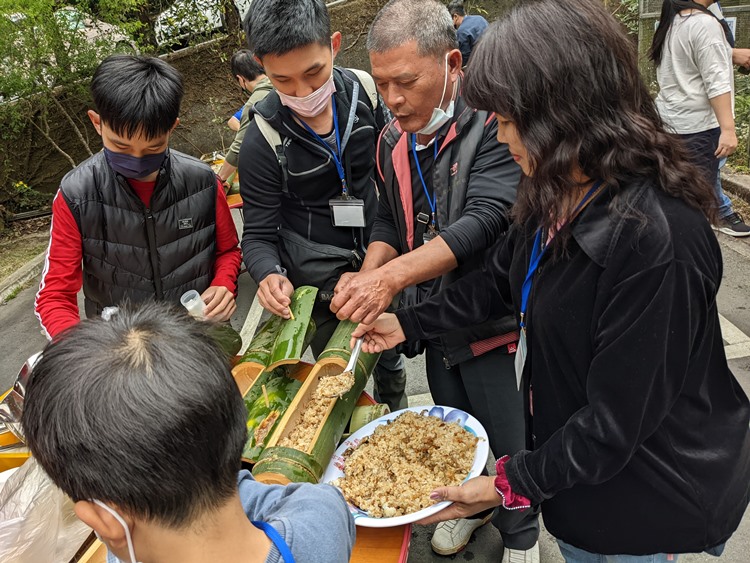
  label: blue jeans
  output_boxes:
[557,540,727,563]
[679,128,734,219]
[715,158,734,219]
[557,540,679,563]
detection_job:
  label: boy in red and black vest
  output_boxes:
[35,55,241,338]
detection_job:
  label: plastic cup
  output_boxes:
[180,289,206,319]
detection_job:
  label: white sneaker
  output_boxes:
[502,542,540,563]
[430,513,493,555]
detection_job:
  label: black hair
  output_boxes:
[650,1,733,65]
[463,0,717,242]
[22,301,248,529]
[90,55,183,141]
[231,49,265,81]
[244,0,331,58]
[447,1,465,17]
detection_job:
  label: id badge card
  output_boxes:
[330,197,366,228]
[514,330,527,391]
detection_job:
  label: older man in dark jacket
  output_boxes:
[330,1,539,560]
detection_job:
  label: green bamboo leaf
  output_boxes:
[268,286,318,369]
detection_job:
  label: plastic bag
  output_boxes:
[0,458,92,563]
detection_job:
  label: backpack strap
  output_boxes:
[255,113,289,194]
[347,68,378,110]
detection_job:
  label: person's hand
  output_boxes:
[350,313,406,353]
[716,129,738,158]
[331,270,397,324]
[733,48,750,69]
[201,286,237,321]
[257,274,295,318]
[415,476,502,526]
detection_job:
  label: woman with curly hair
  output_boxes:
[353,0,750,560]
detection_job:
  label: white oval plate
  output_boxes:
[321,405,490,528]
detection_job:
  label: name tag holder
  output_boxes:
[330,196,366,228]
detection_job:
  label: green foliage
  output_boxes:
[7,181,51,213]
[0,0,138,209]
[609,0,639,36]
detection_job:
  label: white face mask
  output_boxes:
[93,500,142,563]
[277,46,336,118]
[417,53,456,136]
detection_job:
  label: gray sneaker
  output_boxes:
[716,212,750,237]
[502,542,540,563]
[430,513,493,555]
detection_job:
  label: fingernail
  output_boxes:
[430,492,441,500]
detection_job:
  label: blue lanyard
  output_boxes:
[519,180,604,330]
[252,520,296,563]
[411,135,440,227]
[298,95,347,196]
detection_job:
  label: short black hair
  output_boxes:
[231,49,265,81]
[244,0,331,58]
[22,301,248,529]
[447,1,465,17]
[90,55,183,141]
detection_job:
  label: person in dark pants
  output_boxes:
[238,0,407,411]
[447,1,488,65]
[650,0,750,237]
[354,1,750,561]
[331,1,539,559]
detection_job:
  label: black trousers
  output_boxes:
[311,304,408,412]
[425,343,540,550]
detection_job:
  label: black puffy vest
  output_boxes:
[60,150,217,317]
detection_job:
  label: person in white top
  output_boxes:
[650,0,750,236]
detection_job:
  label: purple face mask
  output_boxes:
[104,147,167,179]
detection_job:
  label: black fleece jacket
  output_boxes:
[397,178,750,555]
[238,68,387,284]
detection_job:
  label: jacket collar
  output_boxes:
[568,181,649,268]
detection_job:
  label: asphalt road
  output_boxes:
[1,232,749,562]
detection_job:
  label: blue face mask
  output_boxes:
[104,147,167,179]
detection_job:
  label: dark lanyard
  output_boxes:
[519,180,604,331]
[411,134,440,229]
[252,520,296,563]
[298,95,348,196]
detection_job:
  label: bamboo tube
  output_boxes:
[232,286,317,396]
[253,320,381,484]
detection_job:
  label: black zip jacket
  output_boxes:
[397,178,750,554]
[372,93,520,365]
[238,68,388,284]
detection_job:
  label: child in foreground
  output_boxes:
[22,301,355,563]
